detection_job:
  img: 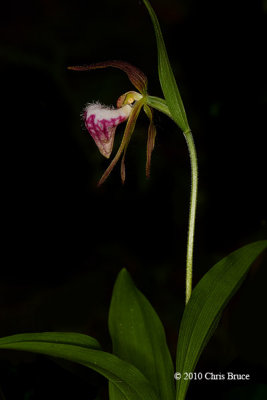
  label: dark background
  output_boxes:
[0,0,266,399]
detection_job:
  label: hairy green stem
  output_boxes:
[183,130,198,303]
[147,96,198,303]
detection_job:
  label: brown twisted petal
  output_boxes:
[143,105,156,179]
[68,60,148,95]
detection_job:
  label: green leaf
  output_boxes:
[176,240,267,400]
[109,268,175,400]
[109,383,127,400]
[0,332,101,349]
[142,0,189,132]
[0,332,159,400]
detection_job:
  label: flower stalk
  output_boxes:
[184,129,198,304]
[147,96,198,304]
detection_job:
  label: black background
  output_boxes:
[0,0,266,399]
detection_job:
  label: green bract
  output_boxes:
[142,0,189,133]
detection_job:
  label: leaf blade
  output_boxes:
[109,269,175,400]
[142,0,189,132]
[0,333,159,400]
[176,240,267,400]
[0,332,101,349]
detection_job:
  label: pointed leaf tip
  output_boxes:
[141,0,189,132]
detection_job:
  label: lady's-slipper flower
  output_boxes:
[83,102,132,159]
[68,61,156,185]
